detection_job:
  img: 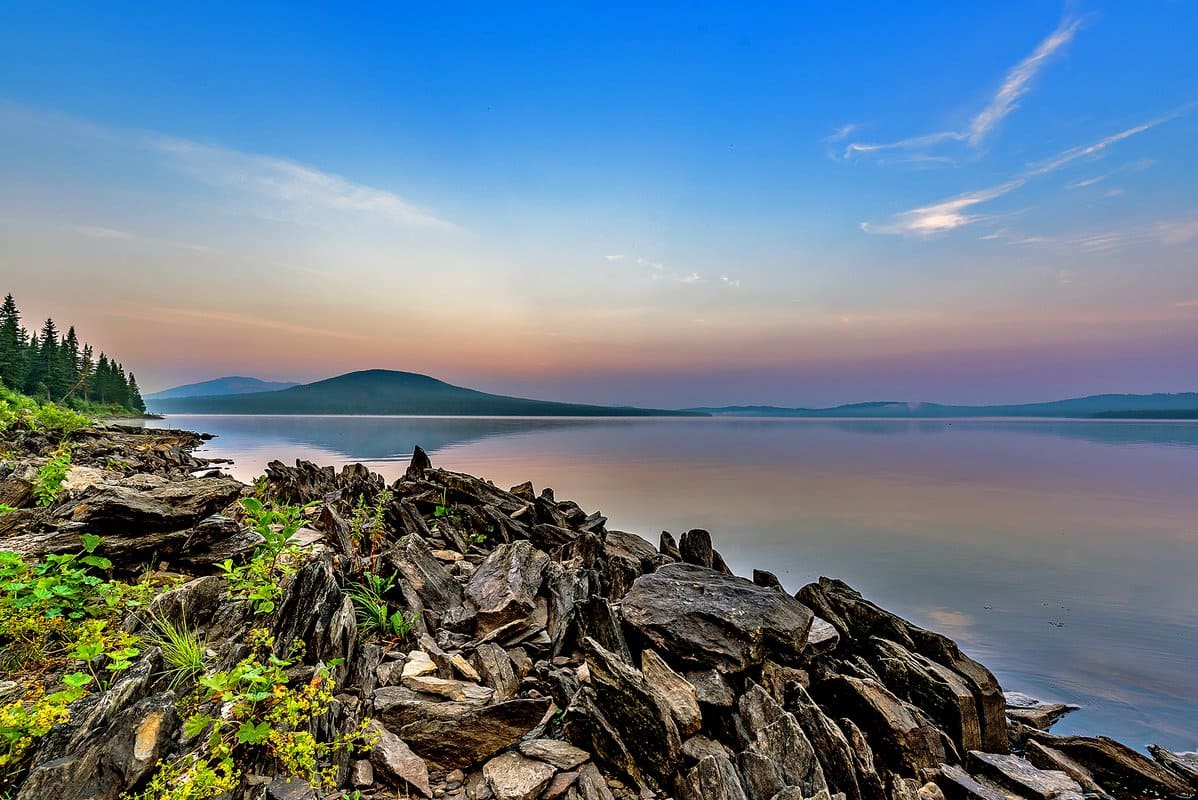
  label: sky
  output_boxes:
[0,2,1196,408]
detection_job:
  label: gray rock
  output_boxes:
[621,562,814,673]
[640,648,702,735]
[935,764,1010,800]
[373,686,549,769]
[967,751,1085,800]
[1149,745,1198,789]
[816,675,946,776]
[465,540,551,637]
[383,533,463,619]
[518,738,591,770]
[367,720,432,797]
[350,758,375,788]
[473,642,520,701]
[1003,692,1078,731]
[401,674,494,703]
[482,752,556,800]
[1026,732,1194,799]
[1024,741,1110,798]
[679,752,750,800]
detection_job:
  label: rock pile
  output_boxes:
[2,427,1196,800]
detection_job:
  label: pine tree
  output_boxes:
[127,372,146,413]
[0,293,22,389]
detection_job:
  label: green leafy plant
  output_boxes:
[131,633,374,798]
[0,505,15,516]
[218,498,316,615]
[33,445,71,507]
[349,490,392,556]
[433,487,452,518]
[0,674,92,778]
[69,618,142,687]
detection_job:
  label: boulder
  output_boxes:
[518,739,591,770]
[966,751,1085,800]
[1003,692,1078,731]
[641,648,702,735]
[620,563,814,672]
[373,686,549,769]
[1026,733,1194,799]
[465,541,551,637]
[366,721,432,797]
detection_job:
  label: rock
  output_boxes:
[265,778,316,800]
[868,637,982,754]
[640,648,702,735]
[686,668,736,707]
[403,650,438,678]
[543,770,581,799]
[473,642,520,701]
[753,569,784,590]
[736,684,828,799]
[1024,741,1110,798]
[799,578,1008,754]
[576,763,617,800]
[816,675,946,776]
[366,720,432,797]
[1003,692,1078,731]
[1149,745,1198,789]
[1026,733,1195,799]
[934,764,1008,800]
[583,637,683,784]
[401,675,494,703]
[373,686,550,769]
[450,652,482,682]
[383,533,463,619]
[518,739,591,770]
[620,563,814,672]
[784,684,865,800]
[679,752,750,800]
[563,687,647,789]
[350,758,375,788]
[966,751,1085,800]
[482,752,556,800]
[807,618,840,656]
[465,541,551,637]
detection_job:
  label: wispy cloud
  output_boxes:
[65,223,218,254]
[862,113,1182,237]
[603,254,625,262]
[635,257,664,271]
[146,135,453,229]
[840,17,1080,162]
[109,306,369,341]
[1068,175,1106,189]
[1175,298,1198,308]
[679,272,701,284]
[72,225,136,240]
[720,275,741,288]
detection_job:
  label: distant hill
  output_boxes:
[145,376,300,400]
[689,393,1198,419]
[146,369,702,417]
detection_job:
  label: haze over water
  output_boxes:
[147,414,1198,751]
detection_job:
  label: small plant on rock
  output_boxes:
[219,497,316,615]
[147,613,206,691]
[33,444,71,507]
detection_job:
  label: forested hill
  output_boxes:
[148,369,701,417]
[0,293,145,413]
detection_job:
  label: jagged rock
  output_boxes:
[966,751,1084,799]
[403,650,438,678]
[473,642,520,701]
[576,763,617,800]
[784,684,865,800]
[373,686,549,769]
[270,555,357,670]
[383,533,463,619]
[367,720,432,796]
[621,563,814,672]
[1024,740,1110,798]
[55,475,243,533]
[817,675,946,776]
[543,770,581,799]
[563,688,647,789]
[518,739,591,770]
[799,578,1008,754]
[678,528,731,573]
[686,668,736,707]
[583,637,682,785]
[754,569,784,590]
[483,752,557,800]
[465,540,551,637]
[1003,692,1078,731]
[640,648,702,735]
[16,691,177,800]
[935,764,1008,800]
[1149,745,1198,789]
[1026,733,1194,799]
[808,618,840,656]
[868,637,982,754]
[736,684,828,800]
[350,758,375,787]
[679,751,750,800]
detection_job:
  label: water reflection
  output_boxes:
[146,415,1198,749]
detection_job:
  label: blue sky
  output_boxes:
[1,2,1196,406]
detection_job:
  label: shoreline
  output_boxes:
[0,423,1195,799]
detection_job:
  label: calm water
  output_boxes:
[145,414,1198,751]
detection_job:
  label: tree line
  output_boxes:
[0,293,145,413]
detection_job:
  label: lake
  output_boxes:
[144,414,1198,751]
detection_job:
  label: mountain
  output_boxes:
[145,376,300,400]
[146,369,702,417]
[689,393,1198,419]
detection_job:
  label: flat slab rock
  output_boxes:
[967,751,1085,800]
[1004,692,1079,731]
[619,562,814,673]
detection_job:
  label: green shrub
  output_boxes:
[345,571,419,640]
[218,497,316,615]
[33,445,71,507]
[147,613,206,691]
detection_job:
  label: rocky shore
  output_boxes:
[1,423,1196,800]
